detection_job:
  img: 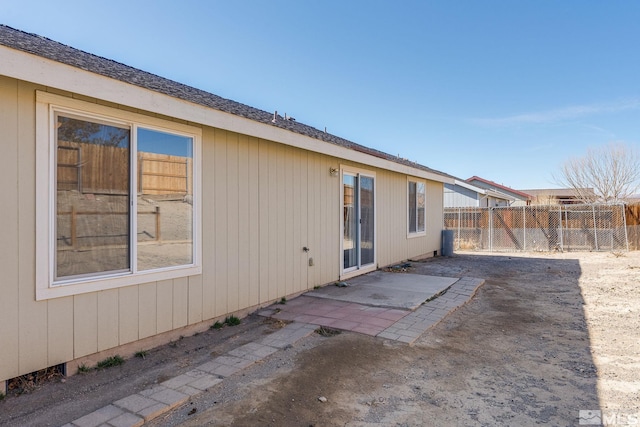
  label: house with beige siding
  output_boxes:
[0,25,453,390]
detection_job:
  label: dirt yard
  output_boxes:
[2,252,639,426]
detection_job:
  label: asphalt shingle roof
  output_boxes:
[0,24,450,179]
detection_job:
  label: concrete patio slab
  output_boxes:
[306,271,458,310]
[65,275,484,427]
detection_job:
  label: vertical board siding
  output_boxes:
[320,156,330,284]
[47,297,74,365]
[97,289,119,352]
[407,231,426,259]
[118,286,139,345]
[201,127,216,320]
[397,172,410,261]
[0,82,445,384]
[214,129,228,316]
[156,279,174,334]
[273,145,283,299]
[299,149,309,291]
[237,135,250,310]
[444,183,479,208]
[187,275,203,325]
[172,277,189,329]
[74,293,98,358]
[258,139,270,303]
[293,148,305,292]
[0,76,20,380]
[139,283,158,338]
[226,132,240,313]
[426,180,444,252]
[326,156,340,283]
[285,146,295,296]
[266,143,278,300]
[247,136,260,306]
[377,169,393,266]
[307,152,321,287]
[17,80,49,376]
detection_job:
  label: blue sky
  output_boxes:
[3,0,639,189]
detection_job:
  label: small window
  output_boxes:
[408,180,426,234]
[36,92,201,299]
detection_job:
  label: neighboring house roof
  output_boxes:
[0,25,451,182]
[466,176,532,201]
[520,188,595,199]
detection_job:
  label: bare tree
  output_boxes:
[555,142,640,203]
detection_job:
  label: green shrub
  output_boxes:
[134,350,148,359]
[224,315,241,326]
[77,363,91,374]
[211,320,224,329]
[96,355,125,370]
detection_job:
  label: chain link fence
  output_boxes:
[444,204,628,252]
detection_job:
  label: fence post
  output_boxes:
[489,208,493,252]
[77,147,83,193]
[71,205,77,248]
[138,154,143,194]
[155,206,161,241]
[623,204,629,251]
[558,207,564,251]
[457,208,461,250]
[523,206,526,251]
[185,157,190,195]
[592,205,599,250]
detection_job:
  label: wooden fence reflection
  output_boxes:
[57,142,191,196]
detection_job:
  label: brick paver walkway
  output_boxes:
[62,276,483,427]
[62,323,317,427]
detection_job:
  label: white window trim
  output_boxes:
[407,177,427,238]
[35,91,202,300]
[339,165,377,280]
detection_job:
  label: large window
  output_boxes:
[37,92,201,299]
[408,179,426,235]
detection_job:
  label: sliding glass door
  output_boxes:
[342,171,375,273]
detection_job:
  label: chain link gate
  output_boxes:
[444,204,628,252]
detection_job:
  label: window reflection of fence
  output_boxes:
[57,146,83,191]
[138,152,191,196]
[57,206,161,249]
[57,142,129,194]
[444,204,628,252]
[57,142,191,195]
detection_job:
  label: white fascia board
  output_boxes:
[454,179,485,193]
[0,45,452,184]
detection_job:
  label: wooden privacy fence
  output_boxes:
[57,142,192,196]
[444,204,629,252]
[625,203,640,250]
[57,206,162,249]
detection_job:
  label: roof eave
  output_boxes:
[0,32,452,184]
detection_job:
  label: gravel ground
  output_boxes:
[1,251,638,426]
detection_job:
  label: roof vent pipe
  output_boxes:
[272,110,277,123]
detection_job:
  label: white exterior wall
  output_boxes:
[0,76,445,384]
